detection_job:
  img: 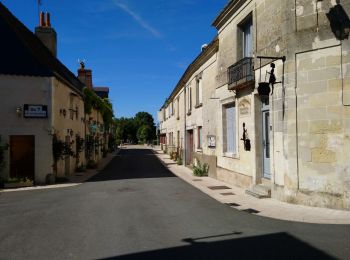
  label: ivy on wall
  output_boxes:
[83,87,114,128]
[0,136,9,172]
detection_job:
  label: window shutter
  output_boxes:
[226,105,236,153]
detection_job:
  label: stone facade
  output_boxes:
[159,0,350,210]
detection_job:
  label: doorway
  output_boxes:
[10,135,35,181]
[186,130,193,165]
[262,98,271,179]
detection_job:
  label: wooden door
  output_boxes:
[10,136,35,180]
[186,130,194,165]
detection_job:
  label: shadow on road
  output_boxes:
[99,232,334,259]
[88,148,176,182]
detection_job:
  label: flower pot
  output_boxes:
[258,82,270,96]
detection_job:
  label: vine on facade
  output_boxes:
[52,134,74,163]
[0,136,9,172]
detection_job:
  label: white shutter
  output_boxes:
[226,105,236,154]
[198,80,203,104]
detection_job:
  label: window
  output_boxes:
[223,103,236,154]
[187,87,192,114]
[197,126,203,149]
[196,77,203,107]
[177,130,180,148]
[241,16,253,58]
[176,97,180,119]
[171,102,174,116]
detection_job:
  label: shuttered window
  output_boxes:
[224,104,236,154]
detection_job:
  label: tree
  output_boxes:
[114,112,156,144]
[137,125,153,143]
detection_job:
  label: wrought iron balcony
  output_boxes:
[227,57,254,90]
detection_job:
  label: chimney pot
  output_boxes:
[39,12,45,27]
[46,12,51,27]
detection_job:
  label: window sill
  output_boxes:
[196,148,203,153]
[223,152,238,159]
[195,103,203,109]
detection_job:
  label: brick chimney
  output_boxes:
[35,12,57,57]
[77,61,93,89]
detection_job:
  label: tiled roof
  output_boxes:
[0,3,84,92]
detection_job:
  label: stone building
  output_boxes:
[158,0,350,210]
[0,4,114,184]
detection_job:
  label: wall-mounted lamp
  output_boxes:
[60,109,66,117]
[327,3,350,40]
[16,106,22,117]
[67,129,74,137]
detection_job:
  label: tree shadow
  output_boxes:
[87,149,176,183]
[99,232,335,259]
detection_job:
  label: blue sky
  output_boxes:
[2,0,227,121]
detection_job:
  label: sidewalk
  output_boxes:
[0,150,119,193]
[153,147,350,224]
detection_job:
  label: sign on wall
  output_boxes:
[207,135,216,148]
[23,104,48,118]
[239,99,251,117]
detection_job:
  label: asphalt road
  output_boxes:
[0,147,350,260]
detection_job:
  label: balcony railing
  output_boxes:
[227,57,254,90]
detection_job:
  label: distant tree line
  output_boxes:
[115,112,156,144]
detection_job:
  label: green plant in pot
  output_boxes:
[193,160,209,177]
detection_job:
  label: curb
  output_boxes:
[152,148,350,225]
[0,149,120,193]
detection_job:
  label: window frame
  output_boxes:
[222,102,237,157]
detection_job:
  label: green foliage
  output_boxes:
[3,177,33,184]
[193,160,209,177]
[137,125,153,143]
[83,88,114,128]
[0,136,8,172]
[83,87,96,114]
[76,164,86,172]
[75,135,84,165]
[85,135,94,160]
[114,112,156,143]
[87,159,98,169]
[170,151,178,161]
[177,156,183,165]
[108,134,116,152]
[52,134,74,163]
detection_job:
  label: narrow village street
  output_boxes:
[0,146,350,259]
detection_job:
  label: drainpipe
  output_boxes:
[183,85,187,166]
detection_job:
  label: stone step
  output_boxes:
[245,184,271,199]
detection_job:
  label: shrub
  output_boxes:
[177,156,183,165]
[76,165,86,172]
[0,136,8,172]
[87,160,98,169]
[193,160,209,177]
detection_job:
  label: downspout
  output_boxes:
[183,85,187,166]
